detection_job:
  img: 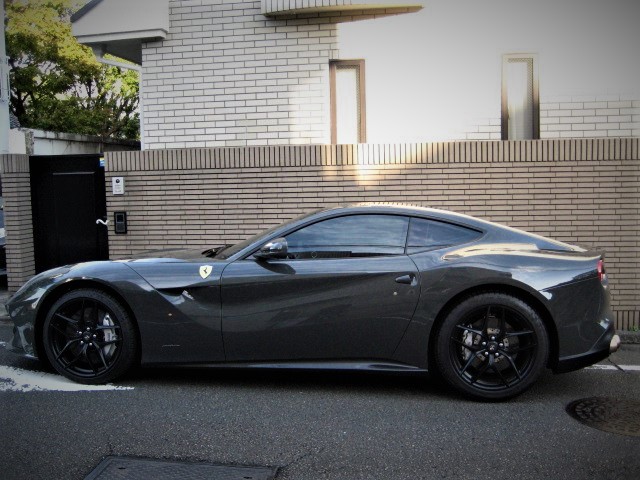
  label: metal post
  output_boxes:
[0,2,10,154]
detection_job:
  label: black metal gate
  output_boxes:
[30,155,109,273]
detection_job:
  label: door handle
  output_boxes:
[395,274,414,285]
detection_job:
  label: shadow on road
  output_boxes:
[131,364,461,399]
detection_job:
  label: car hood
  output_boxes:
[121,248,210,262]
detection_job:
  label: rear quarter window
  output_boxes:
[407,217,482,254]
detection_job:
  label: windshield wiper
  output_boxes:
[202,244,233,258]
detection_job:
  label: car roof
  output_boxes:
[319,203,492,229]
[326,204,577,251]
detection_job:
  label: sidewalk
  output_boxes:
[618,330,640,344]
[0,288,9,320]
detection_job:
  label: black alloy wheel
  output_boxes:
[42,289,138,384]
[435,293,549,400]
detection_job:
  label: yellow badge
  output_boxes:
[199,265,213,279]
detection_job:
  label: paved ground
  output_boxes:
[1,318,639,480]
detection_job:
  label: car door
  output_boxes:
[220,214,420,362]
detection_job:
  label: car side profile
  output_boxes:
[7,204,619,400]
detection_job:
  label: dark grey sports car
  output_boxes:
[7,204,619,400]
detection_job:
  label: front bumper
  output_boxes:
[9,335,38,359]
[6,288,43,359]
[8,310,38,358]
[609,334,621,353]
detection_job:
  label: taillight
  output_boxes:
[597,259,607,283]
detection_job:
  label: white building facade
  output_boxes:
[72,0,640,149]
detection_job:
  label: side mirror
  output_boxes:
[255,237,288,260]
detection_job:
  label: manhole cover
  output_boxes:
[566,397,640,437]
[85,456,276,480]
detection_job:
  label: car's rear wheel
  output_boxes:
[435,293,549,400]
[42,289,138,384]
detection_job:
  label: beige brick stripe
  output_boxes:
[106,139,639,171]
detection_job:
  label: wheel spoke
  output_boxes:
[451,337,481,352]
[481,306,491,332]
[460,351,479,375]
[455,324,483,337]
[55,339,80,360]
[95,324,121,331]
[95,339,120,347]
[93,344,110,370]
[54,313,78,326]
[51,322,72,337]
[82,301,95,327]
[491,363,510,388]
[469,356,491,384]
[498,307,506,337]
[83,345,98,374]
[92,300,100,325]
[505,342,537,354]
[63,344,87,371]
[80,299,86,325]
[505,330,534,338]
[500,352,522,381]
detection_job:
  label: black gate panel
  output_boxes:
[30,155,108,273]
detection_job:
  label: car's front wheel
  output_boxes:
[435,293,549,400]
[42,289,138,384]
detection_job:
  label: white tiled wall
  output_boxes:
[460,95,640,141]
[142,0,339,149]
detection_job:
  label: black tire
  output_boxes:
[434,293,549,401]
[42,289,138,384]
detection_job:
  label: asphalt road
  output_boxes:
[1,322,639,480]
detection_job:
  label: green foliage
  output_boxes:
[6,0,139,139]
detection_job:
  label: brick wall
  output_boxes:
[142,0,339,149]
[0,155,36,293]
[541,95,640,139]
[104,138,640,329]
[142,1,420,149]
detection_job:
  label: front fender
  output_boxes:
[6,261,143,358]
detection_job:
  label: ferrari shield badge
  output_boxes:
[199,265,213,279]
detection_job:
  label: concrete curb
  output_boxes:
[618,331,640,344]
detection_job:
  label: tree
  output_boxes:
[5,0,139,139]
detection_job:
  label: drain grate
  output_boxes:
[85,456,276,480]
[566,397,640,437]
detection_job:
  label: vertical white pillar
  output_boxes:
[139,68,144,150]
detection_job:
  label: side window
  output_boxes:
[286,214,409,259]
[407,218,482,254]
